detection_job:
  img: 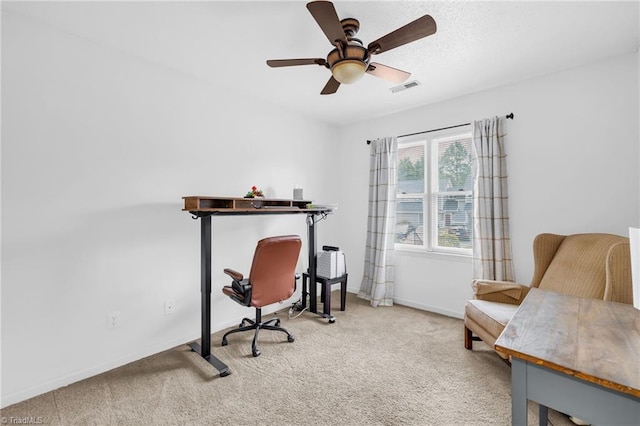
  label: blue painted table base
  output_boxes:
[511,358,640,426]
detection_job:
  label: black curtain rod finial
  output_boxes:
[506,112,514,120]
[366,140,372,145]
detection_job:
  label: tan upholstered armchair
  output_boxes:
[464,233,633,359]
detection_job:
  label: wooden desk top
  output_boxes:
[495,288,640,398]
[182,196,330,215]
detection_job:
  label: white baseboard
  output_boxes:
[392,297,464,320]
[1,333,201,408]
[1,312,263,409]
[347,286,463,319]
[2,293,460,408]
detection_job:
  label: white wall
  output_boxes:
[1,12,340,406]
[332,52,640,318]
[3,5,638,409]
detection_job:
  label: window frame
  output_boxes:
[395,125,473,256]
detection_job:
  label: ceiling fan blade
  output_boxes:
[320,76,340,95]
[306,1,348,47]
[366,62,411,84]
[267,58,326,67]
[368,15,437,54]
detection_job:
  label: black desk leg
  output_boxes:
[306,214,317,314]
[306,214,335,323]
[188,215,231,377]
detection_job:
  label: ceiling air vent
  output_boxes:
[390,80,421,94]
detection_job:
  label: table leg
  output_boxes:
[301,273,308,310]
[340,274,348,311]
[188,215,230,377]
[306,214,317,314]
[538,404,548,426]
[323,281,331,315]
[511,358,528,426]
[305,214,335,323]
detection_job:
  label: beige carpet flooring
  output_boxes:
[2,292,574,425]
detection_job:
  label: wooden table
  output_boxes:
[182,196,335,376]
[495,288,640,426]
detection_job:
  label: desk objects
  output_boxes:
[311,203,338,213]
[182,196,336,376]
[244,185,264,198]
[317,246,346,279]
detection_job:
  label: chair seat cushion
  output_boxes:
[465,299,520,340]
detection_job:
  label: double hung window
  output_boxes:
[395,126,473,255]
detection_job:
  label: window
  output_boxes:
[395,126,473,255]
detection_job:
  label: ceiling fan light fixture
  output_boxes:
[331,59,367,84]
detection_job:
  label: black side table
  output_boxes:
[302,272,348,317]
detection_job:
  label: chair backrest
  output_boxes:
[248,235,302,308]
[533,233,632,303]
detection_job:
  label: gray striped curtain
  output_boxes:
[472,118,515,281]
[358,137,397,307]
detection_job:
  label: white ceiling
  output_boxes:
[3,1,639,125]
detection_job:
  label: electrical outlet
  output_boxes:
[165,299,175,316]
[107,311,121,329]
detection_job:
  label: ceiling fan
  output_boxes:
[266,0,437,95]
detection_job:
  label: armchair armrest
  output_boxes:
[471,279,530,305]
[604,242,633,304]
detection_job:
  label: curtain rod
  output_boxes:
[366,113,514,144]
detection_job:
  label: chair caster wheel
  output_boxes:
[329,318,336,324]
[275,319,281,327]
[252,349,261,357]
[221,338,228,346]
[288,335,295,343]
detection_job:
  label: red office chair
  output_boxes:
[221,235,302,357]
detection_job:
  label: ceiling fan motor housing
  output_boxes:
[327,43,368,68]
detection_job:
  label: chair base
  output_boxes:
[221,308,294,357]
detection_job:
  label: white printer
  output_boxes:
[316,245,346,279]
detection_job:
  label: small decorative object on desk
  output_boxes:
[244,185,264,198]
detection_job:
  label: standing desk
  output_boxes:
[182,196,334,377]
[494,288,640,426]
